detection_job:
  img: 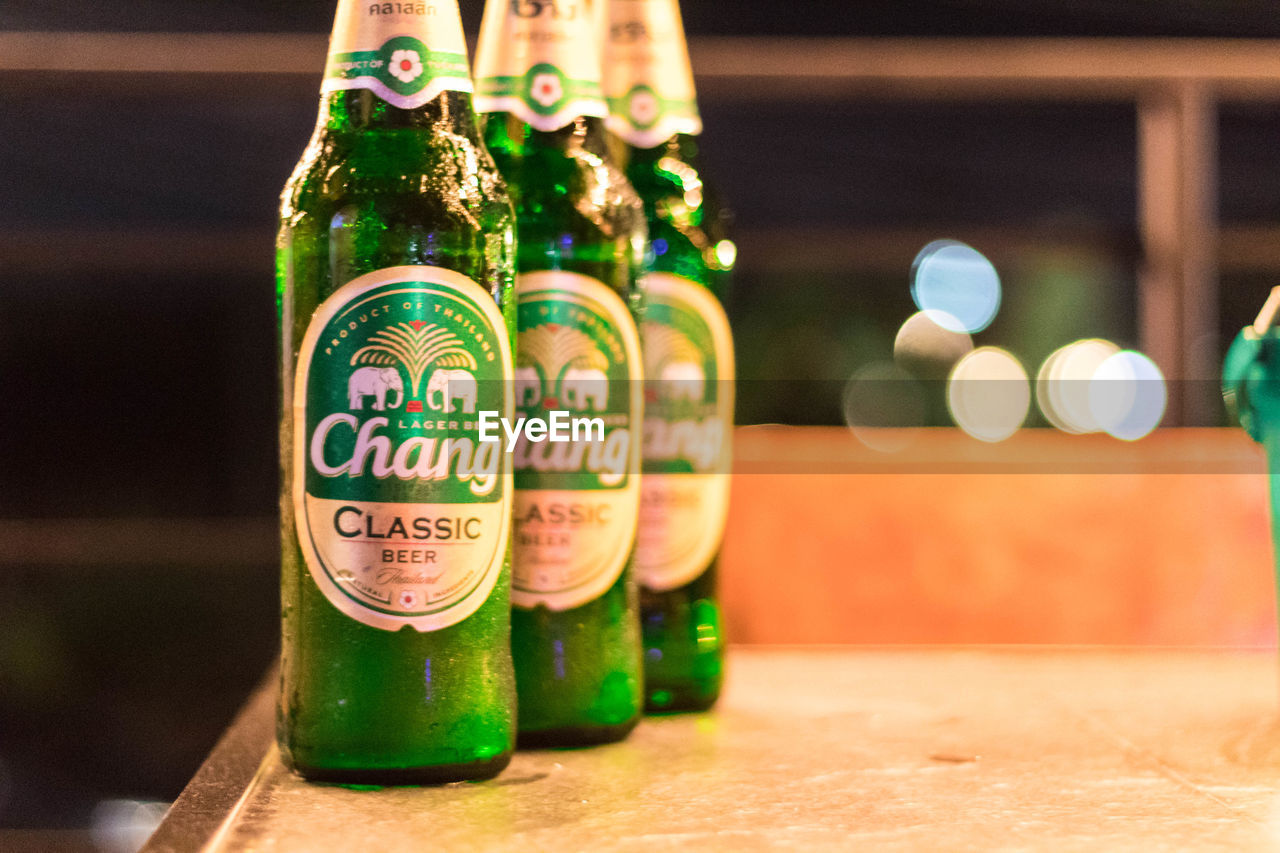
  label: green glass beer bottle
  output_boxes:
[277,0,518,783]
[474,0,648,746]
[596,0,737,713]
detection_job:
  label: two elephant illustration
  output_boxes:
[658,361,705,402]
[425,369,477,414]
[347,362,697,413]
[348,367,404,411]
[347,367,477,413]
[515,367,609,411]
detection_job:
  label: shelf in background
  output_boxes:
[2,427,1272,646]
[724,427,1276,646]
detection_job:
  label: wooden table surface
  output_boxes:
[145,648,1280,851]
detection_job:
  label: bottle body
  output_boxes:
[502,119,648,745]
[278,1,518,782]
[597,0,736,713]
[627,136,735,713]
[476,0,648,746]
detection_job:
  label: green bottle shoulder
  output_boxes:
[279,128,515,236]
[626,144,734,289]
[504,159,647,250]
[484,120,647,248]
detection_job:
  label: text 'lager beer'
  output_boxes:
[475,0,648,745]
[597,0,737,712]
[277,0,517,782]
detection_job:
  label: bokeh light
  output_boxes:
[1089,350,1167,441]
[947,347,1030,442]
[713,239,738,270]
[1037,339,1120,434]
[91,799,170,853]
[911,240,1002,334]
[1034,346,1074,433]
[843,362,925,453]
[893,310,974,378]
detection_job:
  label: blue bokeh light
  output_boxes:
[910,240,1002,334]
[1088,350,1166,441]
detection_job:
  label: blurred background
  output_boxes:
[6,0,1280,847]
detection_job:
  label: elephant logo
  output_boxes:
[517,324,611,411]
[515,366,542,408]
[561,368,608,411]
[348,321,478,410]
[642,322,706,403]
[348,366,405,411]
[659,361,705,403]
[426,368,477,414]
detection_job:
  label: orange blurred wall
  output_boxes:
[719,428,1277,646]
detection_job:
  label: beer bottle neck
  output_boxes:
[317,0,476,130]
[626,132,701,165]
[598,0,702,147]
[485,113,613,159]
[473,0,609,133]
[623,131,709,231]
[319,88,479,135]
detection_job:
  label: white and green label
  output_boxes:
[636,273,733,591]
[595,0,702,147]
[473,0,607,132]
[512,271,643,611]
[292,266,514,632]
[322,0,473,109]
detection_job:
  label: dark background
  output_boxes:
[11,0,1280,36]
[4,0,1280,840]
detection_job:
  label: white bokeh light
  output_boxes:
[1088,350,1167,441]
[947,347,1030,443]
[843,362,925,453]
[1035,346,1076,433]
[92,799,169,853]
[893,310,974,375]
[1037,339,1120,434]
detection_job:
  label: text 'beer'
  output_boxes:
[475,0,648,746]
[277,0,518,782]
[598,0,736,713]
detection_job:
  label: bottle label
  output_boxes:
[596,0,702,147]
[292,266,514,632]
[512,271,643,611]
[636,273,733,591]
[473,0,607,132]
[322,0,473,109]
